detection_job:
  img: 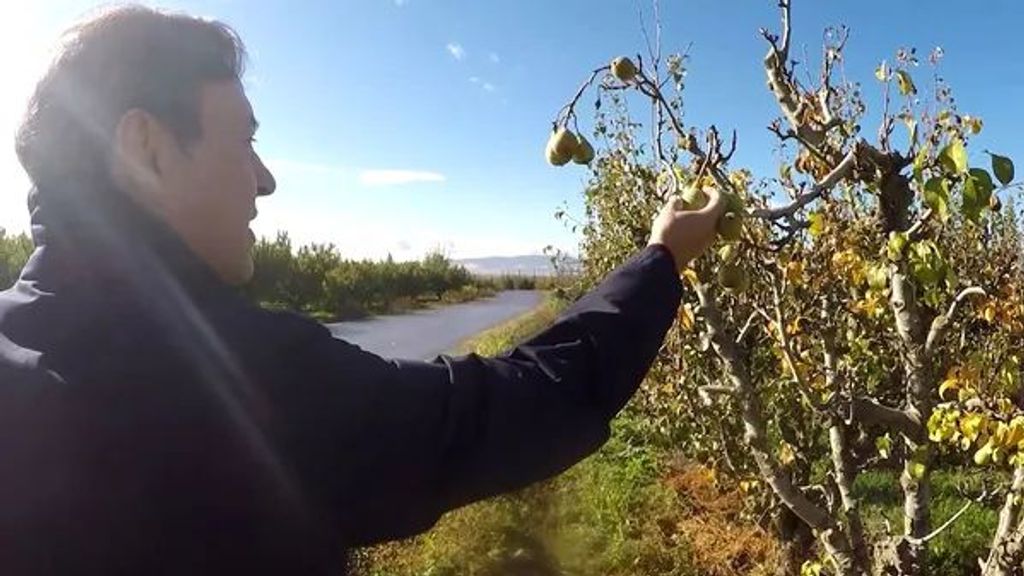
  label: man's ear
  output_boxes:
[109,109,167,206]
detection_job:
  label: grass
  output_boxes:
[855,467,1005,575]
[451,293,565,357]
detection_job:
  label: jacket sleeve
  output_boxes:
[273,244,682,546]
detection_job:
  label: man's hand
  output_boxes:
[647,189,726,270]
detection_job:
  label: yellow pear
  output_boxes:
[717,211,744,242]
[610,56,637,83]
[545,141,571,166]
[549,127,578,157]
[572,135,595,164]
[718,263,750,293]
[545,127,578,166]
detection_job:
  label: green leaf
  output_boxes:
[896,70,917,96]
[970,168,995,196]
[910,461,927,480]
[876,434,892,460]
[991,153,1015,186]
[962,169,994,224]
[923,177,950,222]
[940,139,968,174]
[887,232,908,262]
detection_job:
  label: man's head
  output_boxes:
[16,6,276,285]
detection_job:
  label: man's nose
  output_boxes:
[255,153,276,197]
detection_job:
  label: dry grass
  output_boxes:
[664,464,782,576]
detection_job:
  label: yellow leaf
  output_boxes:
[779,442,796,466]
[938,377,959,401]
[896,70,917,96]
[677,304,695,331]
[681,269,699,287]
[875,60,890,82]
[982,302,998,324]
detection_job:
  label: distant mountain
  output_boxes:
[455,254,578,277]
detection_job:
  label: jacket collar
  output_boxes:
[22,179,231,303]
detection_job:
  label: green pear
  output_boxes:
[610,56,637,82]
[572,135,595,164]
[545,127,578,166]
[717,211,743,242]
[718,263,750,293]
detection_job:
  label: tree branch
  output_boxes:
[907,490,988,545]
[850,397,925,442]
[753,143,859,220]
[925,287,986,354]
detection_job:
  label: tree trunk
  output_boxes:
[889,271,933,575]
[983,467,1024,576]
[830,419,871,572]
[694,283,860,575]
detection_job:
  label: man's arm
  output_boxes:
[272,195,725,546]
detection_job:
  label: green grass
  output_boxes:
[856,468,1006,574]
[452,293,566,357]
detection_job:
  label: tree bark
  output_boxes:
[889,271,933,574]
[983,467,1024,576]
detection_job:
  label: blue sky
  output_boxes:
[3,1,1024,260]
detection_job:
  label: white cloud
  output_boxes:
[488,52,500,64]
[394,0,407,5]
[468,76,480,84]
[358,170,446,186]
[482,83,496,92]
[267,158,348,176]
[446,42,466,61]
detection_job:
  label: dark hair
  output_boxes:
[15,5,246,190]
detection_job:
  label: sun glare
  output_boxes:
[0,6,51,234]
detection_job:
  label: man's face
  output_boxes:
[157,80,275,286]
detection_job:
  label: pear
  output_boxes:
[545,127,578,166]
[545,141,571,166]
[682,185,709,210]
[717,211,743,242]
[550,127,578,156]
[610,56,637,83]
[718,263,750,293]
[572,135,595,164]
[724,191,745,213]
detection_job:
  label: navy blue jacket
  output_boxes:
[0,184,682,574]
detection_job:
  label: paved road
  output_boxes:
[326,290,544,360]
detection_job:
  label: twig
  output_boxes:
[925,286,987,354]
[699,384,738,399]
[736,311,761,344]
[907,208,934,241]
[556,67,610,126]
[906,491,988,545]
[753,143,860,219]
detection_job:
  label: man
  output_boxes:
[0,6,724,575]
